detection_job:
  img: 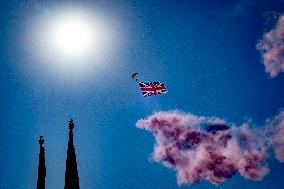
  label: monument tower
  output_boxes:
[36,136,46,189]
[35,120,81,189]
[64,119,80,189]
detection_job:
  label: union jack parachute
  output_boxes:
[138,81,167,97]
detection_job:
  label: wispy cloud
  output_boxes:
[257,15,284,78]
[136,110,284,185]
[266,111,284,162]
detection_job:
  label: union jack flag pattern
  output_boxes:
[138,81,167,97]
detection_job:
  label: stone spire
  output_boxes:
[36,136,46,189]
[64,119,80,189]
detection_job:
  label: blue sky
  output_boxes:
[1,0,284,188]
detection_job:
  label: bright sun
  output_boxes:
[33,9,114,70]
[51,15,94,58]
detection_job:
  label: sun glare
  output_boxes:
[32,8,115,72]
[52,17,93,56]
[51,15,94,58]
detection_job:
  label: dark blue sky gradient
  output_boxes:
[1,0,284,188]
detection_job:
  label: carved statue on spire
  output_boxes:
[69,119,74,130]
[39,136,44,146]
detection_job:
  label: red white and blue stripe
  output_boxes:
[138,81,167,97]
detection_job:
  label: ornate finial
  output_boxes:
[69,119,74,130]
[39,136,44,145]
